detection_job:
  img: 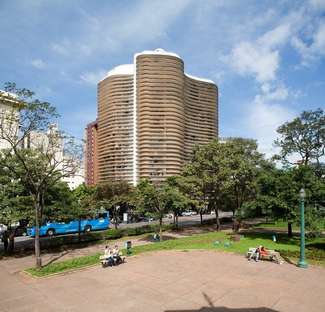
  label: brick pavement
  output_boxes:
[0,250,324,312]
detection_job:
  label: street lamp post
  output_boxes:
[297,188,308,268]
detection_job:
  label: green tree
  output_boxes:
[164,178,190,228]
[42,181,74,221]
[0,164,33,252]
[180,138,263,230]
[275,108,325,166]
[180,140,230,228]
[135,179,170,241]
[222,138,263,230]
[0,83,81,267]
[246,162,325,237]
[95,181,133,229]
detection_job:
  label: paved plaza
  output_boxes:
[0,250,324,312]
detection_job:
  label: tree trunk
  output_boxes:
[34,194,42,268]
[8,227,15,253]
[114,214,118,229]
[114,207,118,229]
[232,209,236,232]
[78,218,81,242]
[214,208,220,231]
[200,212,203,225]
[175,215,179,229]
[288,221,293,238]
[159,217,163,242]
[40,193,44,224]
[3,231,8,253]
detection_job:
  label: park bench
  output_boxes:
[247,247,283,264]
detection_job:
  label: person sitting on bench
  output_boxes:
[100,245,113,266]
[112,244,125,264]
[260,246,284,264]
[248,246,260,261]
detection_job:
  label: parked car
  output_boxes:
[14,226,27,237]
[182,211,193,216]
[0,224,8,240]
[0,221,28,239]
[27,212,110,237]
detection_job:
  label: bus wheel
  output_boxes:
[84,225,92,233]
[47,229,55,237]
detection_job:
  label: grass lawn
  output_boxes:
[253,220,299,231]
[25,230,325,277]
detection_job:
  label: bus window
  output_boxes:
[98,212,108,219]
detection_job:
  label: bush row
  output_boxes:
[278,247,325,261]
[37,223,176,251]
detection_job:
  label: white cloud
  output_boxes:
[229,21,295,83]
[260,83,289,101]
[34,86,53,98]
[247,92,295,158]
[292,21,325,66]
[309,0,325,10]
[227,11,309,157]
[244,80,299,157]
[230,42,279,82]
[31,58,46,69]
[80,69,106,85]
[50,0,190,59]
[51,40,71,56]
[259,23,291,49]
[227,5,323,82]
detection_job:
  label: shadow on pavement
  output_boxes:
[165,292,279,312]
[138,234,177,242]
[165,308,278,312]
[42,250,70,267]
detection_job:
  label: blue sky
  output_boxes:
[1,0,325,157]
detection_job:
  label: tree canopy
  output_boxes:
[0,83,82,266]
[275,108,325,166]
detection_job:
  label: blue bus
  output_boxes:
[27,212,110,237]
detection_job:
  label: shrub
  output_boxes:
[278,247,325,261]
[105,228,123,239]
[304,207,325,238]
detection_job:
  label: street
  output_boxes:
[1,212,232,252]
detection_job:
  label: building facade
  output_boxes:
[0,90,19,151]
[85,120,99,186]
[97,49,218,185]
[24,124,84,190]
[62,165,85,190]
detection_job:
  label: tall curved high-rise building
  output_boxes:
[97,49,218,185]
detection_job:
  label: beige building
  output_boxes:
[24,124,84,190]
[85,120,99,186]
[0,90,19,151]
[97,49,218,185]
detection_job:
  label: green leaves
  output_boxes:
[275,108,325,165]
[180,138,264,218]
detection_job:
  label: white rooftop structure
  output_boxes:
[101,49,215,84]
[105,64,134,79]
[136,48,181,59]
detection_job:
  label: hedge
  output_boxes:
[23,223,176,252]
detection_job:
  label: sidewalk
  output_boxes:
[0,250,324,312]
[0,226,210,273]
